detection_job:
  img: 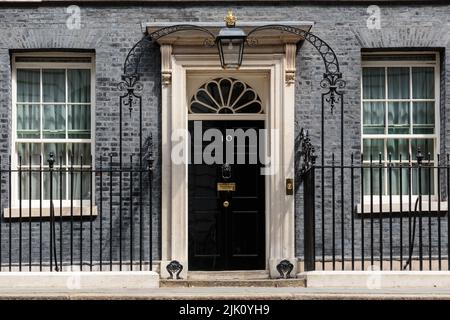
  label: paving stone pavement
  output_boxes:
[0,287,450,300]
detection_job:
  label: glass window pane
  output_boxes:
[387,139,409,161]
[412,67,434,99]
[363,167,384,195]
[43,143,66,166]
[411,139,434,161]
[43,170,66,200]
[43,104,66,138]
[68,105,91,138]
[362,67,385,99]
[363,139,384,161]
[17,69,40,103]
[19,172,40,200]
[17,104,40,138]
[412,165,434,195]
[17,143,41,165]
[388,102,410,134]
[363,102,385,134]
[69,171,91,200]
[388,67,410,99]
[68,69,90,103]
[389,167,409,195]
[413,102,435,134]
[43,69,65,103]
[68,143,91,165]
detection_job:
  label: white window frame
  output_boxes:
[361,51,440,204]
[11,52,96,209]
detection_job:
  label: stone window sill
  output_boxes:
[356,201,448,215]
[3,206,98,219]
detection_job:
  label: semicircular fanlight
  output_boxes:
[189,77,263,114]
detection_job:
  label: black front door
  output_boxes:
[188,120,265,270]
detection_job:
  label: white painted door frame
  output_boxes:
[159,51,297,278]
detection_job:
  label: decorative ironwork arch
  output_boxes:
[248,24,345,109]
[247,25,340,76]
[119,25,215,169]
[123,24,345,95]
[119,23,346,175]
[123,25,216,76]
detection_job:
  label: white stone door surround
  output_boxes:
[146,21,311,278]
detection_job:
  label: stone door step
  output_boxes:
[160,278,306,288]
[188,270,270,280]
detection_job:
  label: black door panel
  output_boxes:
[188,120,265,270]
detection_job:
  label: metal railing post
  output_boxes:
[48,152,58,272]
[303,165,316,271]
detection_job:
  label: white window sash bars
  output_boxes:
[11,52,95,209]
[361,52,440,199]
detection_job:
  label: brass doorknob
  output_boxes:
[223,201,230,208]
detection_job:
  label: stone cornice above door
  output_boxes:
[146,21,313,86]
[144,21,313,49]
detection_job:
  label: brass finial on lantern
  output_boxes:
[224,10,237,27]
[217,9,246,69]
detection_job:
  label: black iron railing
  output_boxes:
[0,154,154,272]
[302,150,450,272]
